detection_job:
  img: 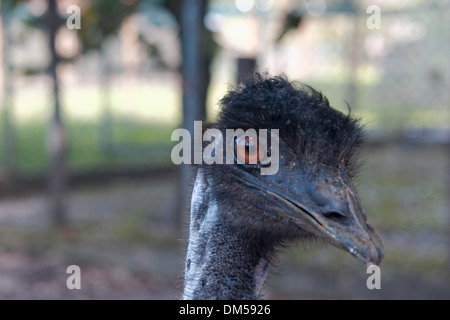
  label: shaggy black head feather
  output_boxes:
[216,73,365,178]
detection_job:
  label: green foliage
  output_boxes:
[77,0,140,53]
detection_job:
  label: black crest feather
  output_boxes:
[215,73,365,177]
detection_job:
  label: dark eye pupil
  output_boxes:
[245,137,256,153]
[234,135,260,165]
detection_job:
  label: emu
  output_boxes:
[182,74,383,300]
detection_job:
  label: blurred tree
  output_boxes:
[156,0,216,121]
[77,1,138,52]
[0,0,68,224]
[46,0,67,227]
[345,0,362,111]
[276,10,304,43]
[0,1,20,185]
[117,0,216,227]
[176,0,206,228]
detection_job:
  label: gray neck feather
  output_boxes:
[183,169,269,300]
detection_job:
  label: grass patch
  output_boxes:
[0,119,176,174]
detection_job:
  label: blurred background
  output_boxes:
[0,0,449,299]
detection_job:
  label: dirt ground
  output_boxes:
[0,175,184,299]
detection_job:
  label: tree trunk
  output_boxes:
[237,57,257,84]
[0,0,17,186]
[47,0,67,227]
[178,0,205,229]
[198,0,212,121]
[168,0,209,122]
[99,49,113,154]
[346,1,362,109]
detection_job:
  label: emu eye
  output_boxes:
[235,134,264,164]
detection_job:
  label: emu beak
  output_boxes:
[269,184,383,266]
[236,166,384,266]
[307,190,384,266]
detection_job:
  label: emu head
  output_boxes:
[201,74,383,266]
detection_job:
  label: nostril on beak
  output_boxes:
[323,211,351,225]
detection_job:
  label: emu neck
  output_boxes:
[183,169,269,300]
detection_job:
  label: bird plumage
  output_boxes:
[183,73,383,300]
